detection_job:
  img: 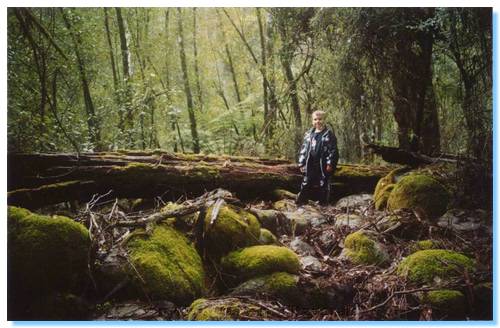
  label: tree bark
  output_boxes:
[192,8,203,110]
[177,8,200,154]
[103,8,119,91]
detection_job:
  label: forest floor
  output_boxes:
[67,188,493,322]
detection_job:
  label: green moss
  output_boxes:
[271,189,296,201]
[126,225,205,305]
[397,249,474,284]
[421,290,466,318]
[273,199,296,212]
[221,245,300,283]
[387,174,450,220]
[8,206,90,319]
[187,298,267,321]
[204,204,261,256]
[259,228,278,245]
[343,231,387,265]
[374,184,395,210]
[411,240,438,252]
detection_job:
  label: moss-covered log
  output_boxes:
[8,151,394,209]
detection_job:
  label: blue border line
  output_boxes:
[9,9,500,328]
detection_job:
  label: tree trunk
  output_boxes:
[177,8,200,153]
[115,8,134,148]
[8,152,391,209]
[192,8,203,110]
[103,8,119,91]
[60,9,102,150]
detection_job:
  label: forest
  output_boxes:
[6,7,493,322]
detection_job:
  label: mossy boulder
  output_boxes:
[270,189,297,201]
[8,206,90,319]
[230,272,300,301]
[374,184,395,210]
[221,245,301,283]
[420,289,466,320]
[387,174,450,220]
[334,213,363,228]
[397,249,474,284]
[251,208,284,235]
[187,297,271,321]
[204,204,261,256]
[342,231,388,266]
[273,199,297,212]
[373,167,410,209]
[126,225,205,305]
[259,228,278,245]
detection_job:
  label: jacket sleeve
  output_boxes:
[297,131,310,167]
[325,130,339,169]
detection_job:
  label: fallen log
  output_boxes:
[8,152,395,209]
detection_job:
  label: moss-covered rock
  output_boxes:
[342,231,388,266]
[375,184,395,210]
[230,272,300,300]
[273,199,297,212]
[334,213,363,228]
[187,297,270,321]
[251,208,283,234]
[126,225,205,305]
[420,289,466,320]
[387,174,450,220]
[270,189,297,201]
[204,204,261,257]
[8,206,90,319]
[259,228,278,245]
[221,245,300,283]
[397,249,474,284]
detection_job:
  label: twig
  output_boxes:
[359,287,438,314]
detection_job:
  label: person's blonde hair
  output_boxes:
[312,110,326,118]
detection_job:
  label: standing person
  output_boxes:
[296,110,339,205]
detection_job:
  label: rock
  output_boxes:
[28,293,89,320]
[300,255,323,271]
[125,225,206,305]
[187,297,276,320]
[437,208,491,232]
[204,203,261,256]
[387,174,450,220]
[8,206,90,319]
[95,301,174,320]
[420,289,466,320]
[334,213,364,228]
[221,245,301,284]
[259,228,279,245]
[251,208,285,235]
[289,237,316,256]
[341,231,388,266]
[373,167,410,210]
[229,272,300,301]
[397,249,475,284]
[273,199,298,212]
[282,206,326,235]
[335,193,373,208]
[271,189,297,201]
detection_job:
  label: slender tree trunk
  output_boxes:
[103,8,118,91]
[177,8,200,153]
[115,7,134,148]
[256,8,269,135]
[60,9,101,150]
[192,8,203,110]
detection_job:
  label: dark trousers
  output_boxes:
[296,180,330,205]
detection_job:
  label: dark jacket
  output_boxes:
[298,127,339,187]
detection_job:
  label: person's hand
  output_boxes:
[326,164,333,173]
[300,166,305,173]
